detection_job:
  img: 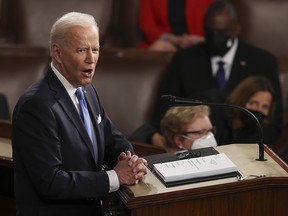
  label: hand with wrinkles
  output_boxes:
[114,151,148,185]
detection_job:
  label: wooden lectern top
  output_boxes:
[1,134,288,215]
[118,144,288,216]
[123,144,288,197]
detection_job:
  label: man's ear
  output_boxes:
[173,134,183,149]
[52,43,62,63]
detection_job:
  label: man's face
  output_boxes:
[52,25,99,87]
[204,9,239,56]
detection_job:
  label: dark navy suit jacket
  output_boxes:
[12,67,133,216]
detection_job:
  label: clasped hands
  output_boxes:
[114,151,148,186]
[149,33,204,52]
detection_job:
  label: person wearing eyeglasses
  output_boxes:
[158,105,217,152]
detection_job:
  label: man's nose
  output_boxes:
[85,50,95,63]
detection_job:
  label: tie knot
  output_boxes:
[75,88,84,101]
[217,60,225,67]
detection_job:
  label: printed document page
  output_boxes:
[153,153,237,182]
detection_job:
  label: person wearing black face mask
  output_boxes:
[217,76,276,145]
[239,109,266,130]
[204,29,234,57]
[203,0,240,58]
[149,0,283,146]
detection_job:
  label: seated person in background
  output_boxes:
[0,93,10,120]
[218,76,276,145]
[155,0,282,144]
[139,0,214,51]
[154,105,217,152]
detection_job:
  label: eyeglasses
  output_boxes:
[181,127,216,139]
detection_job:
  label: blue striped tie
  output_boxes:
[75,88,97,158]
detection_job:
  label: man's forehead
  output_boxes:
[206,11,232,29]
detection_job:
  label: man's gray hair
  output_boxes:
[49,12,98,55]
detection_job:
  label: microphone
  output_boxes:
[161,95,266,161]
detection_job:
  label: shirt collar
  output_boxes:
[211,38,238,65]
[50,62,78,97]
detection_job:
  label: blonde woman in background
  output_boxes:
[157,105,217,152]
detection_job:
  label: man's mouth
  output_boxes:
[83,69,93,75]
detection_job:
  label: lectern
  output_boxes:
[117,144,288,216]
[1,129,288,216]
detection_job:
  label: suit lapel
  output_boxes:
[46,69,97,165]
[226,42,249,91]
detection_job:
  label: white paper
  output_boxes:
[153,153,237,182]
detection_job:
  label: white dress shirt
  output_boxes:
[211,38,238,81]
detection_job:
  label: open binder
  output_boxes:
[144,147,241,187]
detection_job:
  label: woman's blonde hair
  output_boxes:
[160,105,210,146]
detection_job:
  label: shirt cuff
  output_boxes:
[107,170,120,192]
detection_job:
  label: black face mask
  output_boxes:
[240,109,267,130]
[205,31,234,57]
